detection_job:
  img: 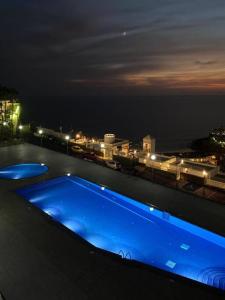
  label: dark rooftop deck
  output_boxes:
[0,143,224,300]
[212,174,225,183]
[153,155,171,162]
[183,161,216,172]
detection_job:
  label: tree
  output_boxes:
[0,85,18,100]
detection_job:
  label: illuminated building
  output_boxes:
[139,154,225,191]
[0,100,21,135]
[143,135,156,153]
[100,134,129,159]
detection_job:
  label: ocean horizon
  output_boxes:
[23,95,225,152]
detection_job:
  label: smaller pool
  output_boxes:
[0,163,48,179]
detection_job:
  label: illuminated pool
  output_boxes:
[0,163,48,179]
[17,176,225,290]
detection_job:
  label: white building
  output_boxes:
[139,153,176,171]
[143,135,156,153]
[100,134,129,159]
[140,153,223,188]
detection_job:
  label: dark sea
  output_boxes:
[22,95,225,152]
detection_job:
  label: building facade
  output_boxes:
[0,100,21,135]
[143,135,156,153]
[100,134,129,159]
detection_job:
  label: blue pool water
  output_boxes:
[17,176,225,290]
[0,163,48,179]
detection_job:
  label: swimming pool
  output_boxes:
[0,163,48,179]
[17,176,225,290]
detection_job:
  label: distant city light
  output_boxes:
[18,125,23,130]
[41,163,45,166]
[100,143,105,148]
[147,152,150,158]
[149,207,154,212]
[3,121,7,126]
[65,135,70,141]
[76,134,80,139]
[38,129,43,135]
[101,186,105,190]
[67,173,71,176]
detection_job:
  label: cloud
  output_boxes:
[195,60,217,66]
[1,0,225,95]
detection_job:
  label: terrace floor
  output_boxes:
[212,174,225,183]
[0,143,224,300]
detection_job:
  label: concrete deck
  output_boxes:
[0,143,224,300]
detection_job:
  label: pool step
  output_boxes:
[198,267,225,290]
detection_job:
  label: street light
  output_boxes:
[151,154,156,180]
[1,121,8,139]
[176,159,183,185]
[202,170,208,177]
[202,170,208,197]
[38,129,43,146]
[65,135,70,154]
[18,124,23,139]
[151,154,156,161]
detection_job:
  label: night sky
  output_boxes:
[1,1,225,96]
